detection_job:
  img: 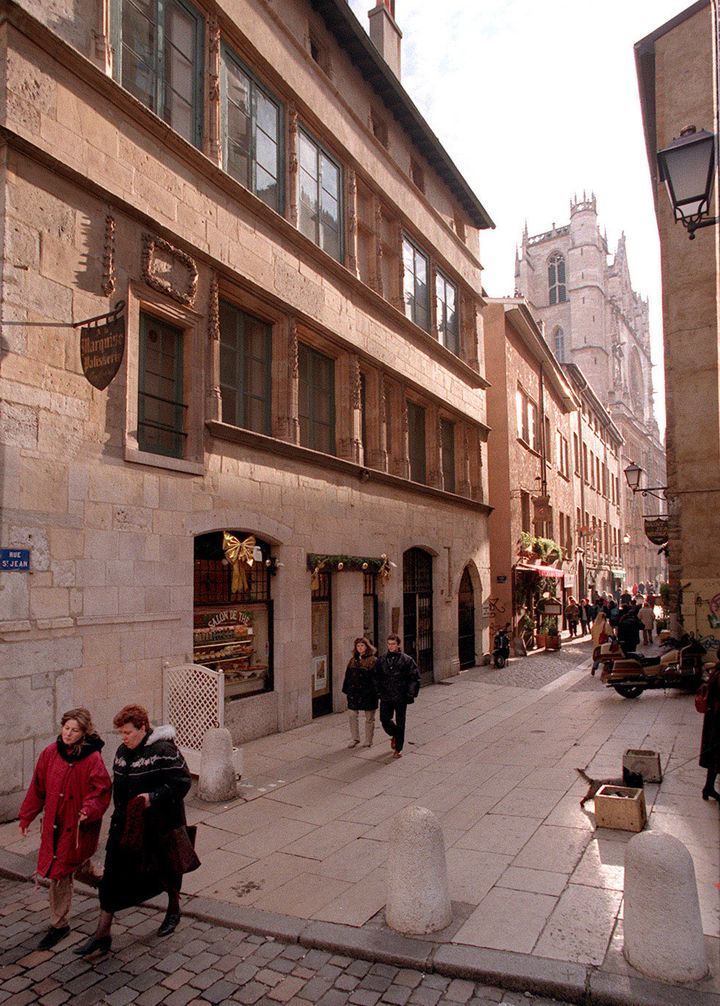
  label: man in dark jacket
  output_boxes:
[376,635,421,759]
[617,606,642,655]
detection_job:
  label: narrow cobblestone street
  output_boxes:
[0,878,564,1006]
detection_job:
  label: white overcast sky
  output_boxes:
[347,0,689,431]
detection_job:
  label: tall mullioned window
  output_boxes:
[222,48,282,212]
[138,312,186,458]
[440,418,456,492]
[548,252,566,305]
[116,0,204,147]
[402,236,429,331]
[436,272,459,355]
[219,301,272,435]
[298,131,342,261]
[299,343,335,454]
[407,401,426,483]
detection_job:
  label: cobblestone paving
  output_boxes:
[0,878,569,1006]
[463,639,592,690]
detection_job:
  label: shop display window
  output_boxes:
[193,531,272,700]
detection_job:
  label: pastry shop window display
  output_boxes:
[193,531,273,700]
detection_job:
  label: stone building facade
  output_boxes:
[0,0,493,817]
[515,196,667,591]
[484,299,624,633]
[636,0,720,647]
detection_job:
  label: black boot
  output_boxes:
[73,934,112,957]
[37,925,70,950]
[157,910,180,936]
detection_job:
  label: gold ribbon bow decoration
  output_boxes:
[223,532,256,594]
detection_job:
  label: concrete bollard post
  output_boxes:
[198,727,238,802]
[386,806,452,934]
[624,831,707,982]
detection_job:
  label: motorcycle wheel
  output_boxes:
[613,684,644,699]
[494,655,505,669]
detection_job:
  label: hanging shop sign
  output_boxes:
[79,300,126,390]
[643,516,669,546]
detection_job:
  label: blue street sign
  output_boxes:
[0,548,30,571]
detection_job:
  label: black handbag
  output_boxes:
[166,824,201,875]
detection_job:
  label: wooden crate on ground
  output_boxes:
[623,748,662,783]
[594,785,647,832]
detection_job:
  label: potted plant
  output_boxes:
[546,622,561,649]
[519,613,536,651]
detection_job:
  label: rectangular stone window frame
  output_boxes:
[220,43,284,213]
[402,233,430,331]
[435,269,459,356]
[298,126,344,263]
[406,398,427,485]
[298,337,337,455]
[123,283,204,475]
[213,286,294,443]
[111,0,205,149]
[439,416,456,493]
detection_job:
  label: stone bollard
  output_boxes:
[386,806,452,934]
[198,727,238,802]
[624,831,707,982]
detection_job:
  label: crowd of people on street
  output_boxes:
[18,622,719,965]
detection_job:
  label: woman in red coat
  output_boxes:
[19,708,111,950]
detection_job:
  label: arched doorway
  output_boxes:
[403,548,433,685]
[458,567,475,669]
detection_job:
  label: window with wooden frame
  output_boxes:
[221,46,282,212]
[298,129,343,262]
[410,159,425,192]
[138,311,187,458]
[435,271,459,355]
[114,0,204,147]
[219,300,272,435]
[370,109,388,148]
[440,418,456,493]
[298,342,335,454]
[407,400,426,484]
[402,235,429,331]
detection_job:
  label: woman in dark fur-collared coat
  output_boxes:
[74,704,193,958]
[700,652,720,803]
[342,636,378,748]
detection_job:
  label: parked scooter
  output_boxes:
[493,625,511,668]
[595,636,709,699]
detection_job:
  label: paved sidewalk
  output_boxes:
[2,641,719,1005]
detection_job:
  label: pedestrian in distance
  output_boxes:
[19,707,112,951]
[617,605,642,656]
[376,634,421,759]
[638,600,655,646]
[74,704,196,958]
[700,649,720,803]
[342,636,379,748]
[565,597,580,638]
[590,610,612,675]
[583,598,596,633]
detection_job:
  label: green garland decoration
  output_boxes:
[307,553,389,575]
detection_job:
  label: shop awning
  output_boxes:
[515,563,564,578]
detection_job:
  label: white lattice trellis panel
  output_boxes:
[163,663,223,774]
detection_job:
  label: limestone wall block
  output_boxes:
[0,570,30,620]
[82,586,119,618]
[30,586,70,620]
[113,505,153,532]
[75,559,107,587]
[9,526,49,570]
[83,502,113,530]
[50,560,76,587]
[19,456,68,514]
[5,218,40,271]
[83,529,119,561]
[105,559,138,587]
[0,676,55,737]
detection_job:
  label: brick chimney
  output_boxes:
[368,1,402,78]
